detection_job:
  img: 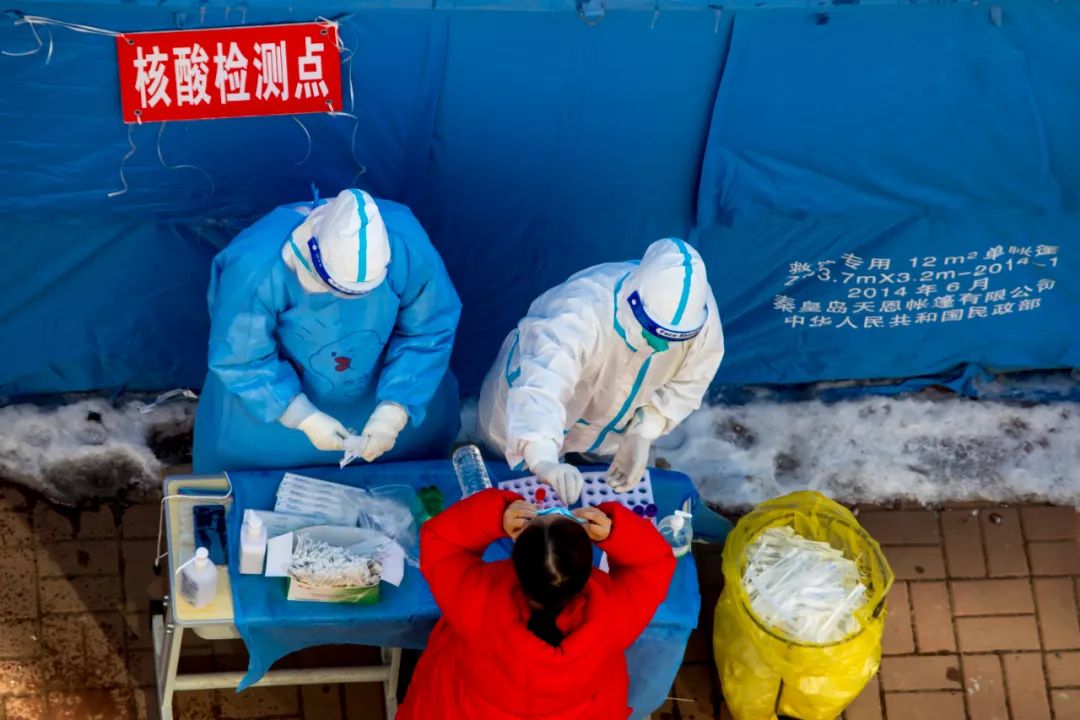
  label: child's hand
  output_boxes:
[503,500,537,540]
[574,506,612,543]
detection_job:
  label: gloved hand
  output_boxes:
[297,412,349,451]
[606,405,665,492]
[280,394,349,451]
[606,434,651,493]
[358,402,409,462]
[523,439,584,504]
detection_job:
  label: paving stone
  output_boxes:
[1002,652,1052,720]
[123,614,152,652]
[40,577,121,614]
[963,654,1009,720]
[0,661,45,697]
[882,582,914,655]
[0,622,40,660]
[39,615,87,690]
[842,675,881,720]
[121,541,164,613]
[0,511,36,549]
[4,695,45,720]
[883,546,946,580]
[0,487,30,512]
[120,505,161,541]
[880,655,962,691]
[1053,690,1080,720]
[301,685,343,720]
[82,614,128,689]
[219,686,300,718]
[0,548,40,620]
[910,581,956,653]
[941,509,987,578]
[131,687,155,720]
[957,616,1041,652]
[175,690,220,720]
[1034,578,1080,650]
[884,690,965,719]
[951,578,1034,616]
[46,689,136,720]
[1029,541,1080,577]
[343,682,384,719]
[1021,507,1078,542]
[36,541,119,578]
[125,652,156,690]
[33,506,117,542]
[1047,652,1080,688]
[981,508,1030,577]
[668,664,716,719]
[857,510,939,545]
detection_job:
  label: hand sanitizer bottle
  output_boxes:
[240,511,267,575]
[658,510,693,558]
[178,547,218,609]
[452,445,492,499]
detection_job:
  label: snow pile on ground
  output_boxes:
[654,395,1080,510]
[0,395,194,505]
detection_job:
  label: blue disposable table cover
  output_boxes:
[226,461,707,716]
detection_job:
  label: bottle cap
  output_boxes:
[247,513,264,531]
[194,547,210,566]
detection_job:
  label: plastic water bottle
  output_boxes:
[659,510,693,558]
[178,547,218,609]
[452,445,492,499]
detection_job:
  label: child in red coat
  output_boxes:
[397,488,677,720]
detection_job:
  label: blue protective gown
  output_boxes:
[193,200,461,473]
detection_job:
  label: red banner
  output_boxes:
[116,22,343,124]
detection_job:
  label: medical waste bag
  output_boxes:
[713,492,894,720]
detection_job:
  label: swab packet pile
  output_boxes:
[743,526,868,644]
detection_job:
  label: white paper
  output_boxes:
[379,542,406,587]
[264,532,295,577]
[599,552,610,574]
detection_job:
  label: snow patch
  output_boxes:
[0,396,194,504]
[654,396,1080,510]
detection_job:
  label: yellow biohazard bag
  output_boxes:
[713,491,893,720]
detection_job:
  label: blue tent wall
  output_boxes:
[0,1,1076,398]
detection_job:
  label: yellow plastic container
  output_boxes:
[713,491,894,720]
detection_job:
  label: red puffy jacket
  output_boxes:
[397,489,676,720]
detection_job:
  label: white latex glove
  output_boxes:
[280,395,348,451]
[606,405,664,492]
[606,434,651,493]
[297,412,349,451]
[523,439,584,505]
[358,402,409,462]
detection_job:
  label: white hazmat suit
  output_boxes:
[478,238,725,503]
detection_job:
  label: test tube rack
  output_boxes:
[497,472,659,523]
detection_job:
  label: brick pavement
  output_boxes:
[0,477,1075,719]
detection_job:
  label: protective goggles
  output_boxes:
[627,291,706,342]
[307,237,375,297]
[535,507,587,524]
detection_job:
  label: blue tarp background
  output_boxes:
[1,0,1077,398]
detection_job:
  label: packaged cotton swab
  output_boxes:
[743,526,868,644]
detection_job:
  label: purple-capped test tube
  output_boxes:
[633,505,646,516]
[645,504,658,518]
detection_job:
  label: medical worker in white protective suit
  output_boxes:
[477,238,725,504]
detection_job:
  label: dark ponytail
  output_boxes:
[513,518,593,648]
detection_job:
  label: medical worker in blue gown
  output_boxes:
[477,238,725,504]
[193,188,461,473]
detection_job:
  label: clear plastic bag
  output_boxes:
[356,484,422,554]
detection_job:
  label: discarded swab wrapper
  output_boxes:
[743,526,868,644]
[340,435,368,468]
